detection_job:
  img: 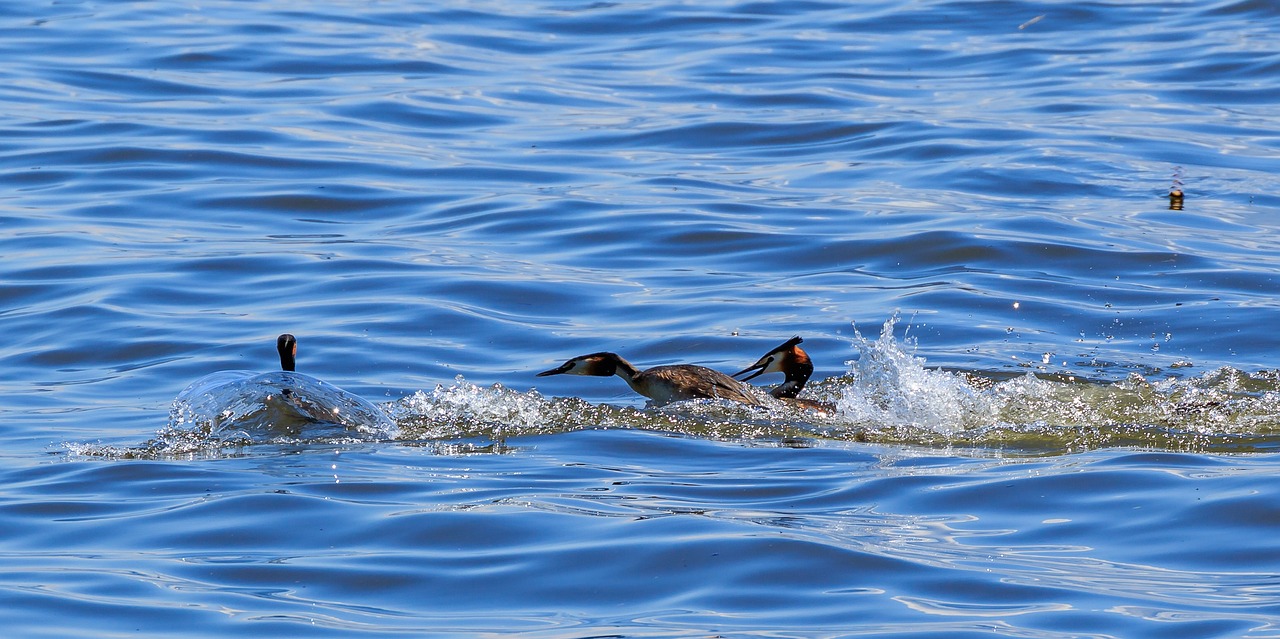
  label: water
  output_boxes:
[3,0,1280,635]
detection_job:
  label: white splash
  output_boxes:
[168,370,399,443]
[836,315,997,434]
[392,375,557,440]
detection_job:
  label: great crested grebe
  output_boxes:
[171,333,398,439]
[733,336,835,414]
[267,332,396,434]
[536,351,767,407]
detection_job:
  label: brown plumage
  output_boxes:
[537,351,766,407]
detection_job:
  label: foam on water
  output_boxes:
[388,375,805,444]
[9,0,1280,636]
[173,370,396,437]
[70,317,1280,459]
[829,317,1280,452]
[68,370,399,458]
[392,376,563,441]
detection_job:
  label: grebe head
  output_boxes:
[536,352,622,377]
[277,333,297,372]
[733,336,811,382]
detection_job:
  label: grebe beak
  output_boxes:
[536,362,573,377]
[732,356,774,382]
[733,336,803,381]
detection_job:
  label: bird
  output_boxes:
[536,350,767,407]
[170,333,397,441]
[270,333,354,416]
[733,336,835,414]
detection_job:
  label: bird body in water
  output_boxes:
[537,351,767,407]
[169,333,397,441]
[734,336,835,414]
[267,333,395,434]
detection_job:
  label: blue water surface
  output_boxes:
[3,0,1280,636]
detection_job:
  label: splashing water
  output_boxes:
[391,376,560,441]
[71,371,402,458]
[835,315,996,436]
[820,316,1280,452]
[168,370,397,440]
[387,376,804,444]
[70,317,1280,459]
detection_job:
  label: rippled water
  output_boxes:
[4,0,1280,636]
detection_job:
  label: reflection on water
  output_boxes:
[7,0,1280,636]
[22,432,1280,638]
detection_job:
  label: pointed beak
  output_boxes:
[536,362,571,377]
[733,357,772,382]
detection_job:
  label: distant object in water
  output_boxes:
[734,336,836,414]
[537,351,767,407]
[168,333,397,443]
[1169,166,1184,210]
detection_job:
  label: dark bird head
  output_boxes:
[733,336,811,384]
[536,352,623,378]
[277,333,297,372]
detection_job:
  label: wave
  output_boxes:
[66,317,1280,459]
[383,315,1280,455]
[67,370,399,458]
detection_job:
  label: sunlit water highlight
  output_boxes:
[79,316,1280,460]
[4,0,1280,636]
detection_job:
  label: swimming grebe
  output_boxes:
[266,334,395,435]
[170,333,398,440]
[537,351,767,406]
[733,336,835,414]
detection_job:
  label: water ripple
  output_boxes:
[5,0,1280,635]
